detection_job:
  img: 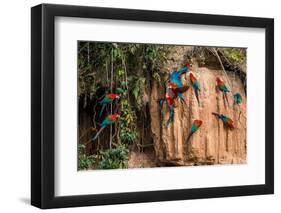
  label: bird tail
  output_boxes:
[99,104,106,117]
[159,98,166,108]
[194,88,200,105]
[92,127,105,142]
[233,99,236,107]
[224,92,229,106]
[212,112,220,118]
[186,132,193,143]
[178,93,186,105]
[165,108,174,128]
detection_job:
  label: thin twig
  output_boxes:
[110,48,113,149]
[212,48,234,96]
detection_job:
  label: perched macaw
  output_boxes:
[166,82,189,104]
[189,72,200,104]
[216,77,230,105]
[169,63,192,103]
[92,113,120,141]
[159,84,176,128]
[186,119,203,143]
[212,112,235,129]
[159,82,188,127]
[233,92,242,105]
[99,93,120,117]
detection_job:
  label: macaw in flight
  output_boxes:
[216,77,230,106]
[189,72,200,104]
[212,112,235,130]
[92,113,120,142]
[99,93,120,117]
[186,119,203,143]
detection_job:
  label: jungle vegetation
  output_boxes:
[77,41,246,170]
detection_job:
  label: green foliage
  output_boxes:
[78,42,168,154]
[78,144,97,170]
[119,99,138,143]
[116,87,127,97]
[120,127,138,143]
[97,144,129,169]
[222,48,245,63]
[131,77,146,110]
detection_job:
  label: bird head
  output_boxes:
[194,119,203,127]
[216,77,223,84]
[167,82,177,89]
[186,63,192,68]
[108,93,120,100]
[113,113,121,119]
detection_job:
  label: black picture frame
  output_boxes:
[31,3,274,209]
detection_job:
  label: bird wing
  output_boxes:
[227,118,235,127]
[177,66,188,75]
[174,86,189,94]
[170,71,183,87]
[100,97,110,104]
[191,124,197,133]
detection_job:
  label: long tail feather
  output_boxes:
[99,104,106,117]
[159,99,166,109]
[194,88,200,104]
[212,112,220,117]
[186,132,193,143]
[224,92,229,106]
[92,127,105,142]
[178,93,186,105]
[165,108,174,128]
[233,100,236,107]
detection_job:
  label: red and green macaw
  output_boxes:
[159,82,189,127]
[159,84,176,128]
[168,63,192,103]
[233,92,242,106]
[212,112,235,130]
[190,72,200,104]
[92,113,120,142]
[186,119,203,143]
[166,82,189,104]
[99,93,120,117]
[216,77,230,105]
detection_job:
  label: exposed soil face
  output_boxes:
[149,51,247,166]
[128,147,157,168]
[79,45,247,168]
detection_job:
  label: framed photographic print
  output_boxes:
[31,4,274,209]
